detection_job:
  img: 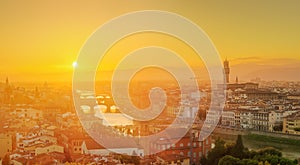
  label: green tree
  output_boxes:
[230,135,245,159]
[279,157,295,165]
[293,159,298,164]
[202,136,297,165]
[268,155,279,165]
[218,155,239,165]
[238,159,259,165]
[251,148,297,165]
[243,149,257,159]
[257,147,282,157]
[206,138,227,165]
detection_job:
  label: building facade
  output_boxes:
[150,129,211,165]
[283,112,300,135]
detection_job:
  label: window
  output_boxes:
[187,143,191,147]
[180,143,183,147]
[194,152,197,158]
[193,142,197,147]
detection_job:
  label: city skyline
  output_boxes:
[1,0,300,82]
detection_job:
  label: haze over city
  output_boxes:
[1,1,300,165]
[1,0,300,82]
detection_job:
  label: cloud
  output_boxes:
[231,56,262,62]
[230,58,300,81]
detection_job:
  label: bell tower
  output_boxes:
[224,58,230,83]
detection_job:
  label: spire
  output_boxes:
[35,86,40,98]
[236,76,239,84]
[6,77,9,85]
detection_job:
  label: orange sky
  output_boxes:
[0,0,300,82]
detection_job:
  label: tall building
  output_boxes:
[4,77,12,104]
[224,58,230,83]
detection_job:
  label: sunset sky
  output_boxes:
[0,0,300,82]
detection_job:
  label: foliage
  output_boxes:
[256,147,282,157]
[218,155,259,165]
[201,135,298,165]
[230,135,245,159]
[205,138,227,165]
[218,155,239,165]
[238,159,259,165]
[244,134,300,146]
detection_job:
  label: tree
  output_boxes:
[257,147,282,157]
[293,159,298,165]
[218,155,239,165]
[279,157,295,165]
[238,159,259,165]
[268,155,279,165]
[206,138,227,165]
[203,135,297,165]
[200,157,207,165]
[251,148,297,165]
[230,135,245,159]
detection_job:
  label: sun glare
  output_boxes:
[72,61,78,68]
